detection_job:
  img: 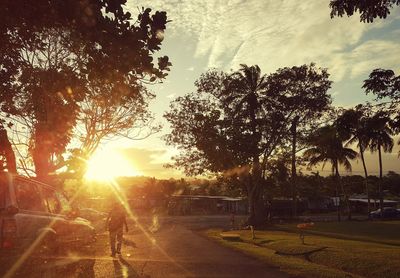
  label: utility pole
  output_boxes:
[291,116,300,218]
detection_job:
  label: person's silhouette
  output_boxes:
[106,202,129,257]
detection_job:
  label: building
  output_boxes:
[349,198,398,213]
[167,195,247,215]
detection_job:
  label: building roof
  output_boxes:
[171,194,243,201]
[349,198,398,204]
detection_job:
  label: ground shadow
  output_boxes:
[257,239,276,245]
[76,258,96,278]
[113,256,144,278]
[123,238,137,248]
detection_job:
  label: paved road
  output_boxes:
[7,216,289,278]
[91,217,289,278]
[5,214,371,277]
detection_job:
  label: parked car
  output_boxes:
[0,172,96,276]
[369,207,400,219]
[79,207,108,222]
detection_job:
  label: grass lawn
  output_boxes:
[206,223,400,278]
[278,221,400,246]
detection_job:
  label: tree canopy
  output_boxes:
[329,0,400,22]
[165,63,332,224]
[0,1,171,180]
[363,69,400,103]
[165,64,332,177]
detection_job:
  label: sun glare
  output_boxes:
[85,149,141,181]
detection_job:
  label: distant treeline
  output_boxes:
[67,172,400,203]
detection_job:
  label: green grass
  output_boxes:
[278,221,400,246]
[206,226,400,278]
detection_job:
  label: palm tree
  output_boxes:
[223,64,268,136]
[222,64,269,225]
[304,125,357,221]
[365,111,394,212]
[336,106,372,217]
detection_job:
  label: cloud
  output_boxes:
[129,0,400,81]
[123,1,400,177]
[116,147,183,178]
[343,40,400,79]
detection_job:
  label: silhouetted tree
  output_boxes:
[221,65,271,224]
[336,105,373,217]
[0,1,170,181]
[363,69,400,155]
[303,125,357,221]
[0,126,16,173]
[165,64,332,226]
[363,69,400,102]
[365,111,394,211]
[66,76,164,178]
[266,64,332,217]
[329,0,400,22]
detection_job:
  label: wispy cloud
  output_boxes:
[122,1,400,176]
[130,0,400,81]
[117,147,183,178]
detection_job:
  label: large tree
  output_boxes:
[363,69,400,155]
[329,0,400,22]
[165,64,332,226]
[266,64,332,217]
[0,1,170,181]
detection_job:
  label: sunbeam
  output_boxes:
[107,178,194,276]
[3,185,88,278]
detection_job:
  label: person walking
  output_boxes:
[106,202,129,257]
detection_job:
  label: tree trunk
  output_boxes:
[247,166,266,228]
[344,184,352,220]
[359,144,371,218]
[247,100,265,227]
[378,144,384,213]
[32,147,52,182]
[32,125,53,183]
[0,128,17,174]
[334,160,341,222]
[338,163,351,220]
[291,116,299,219]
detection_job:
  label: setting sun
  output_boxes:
[85,148,142,180]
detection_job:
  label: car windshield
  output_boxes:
[42,187,71,214]
[56,191,72,213]
[15,180,47,212]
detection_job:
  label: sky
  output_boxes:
[102,0,400,178]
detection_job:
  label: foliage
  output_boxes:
[0,1,171,180]
[303,125,357,174]
[165,64,332,177]
[336,105,372,149]
[363,69,400,102]
[363,69,400,156]
[366,111,394,154]
[165,63,332,224]
[329,0,400,22]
